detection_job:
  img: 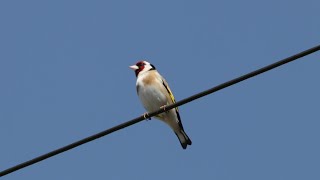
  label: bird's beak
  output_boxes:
[129,65,139,70]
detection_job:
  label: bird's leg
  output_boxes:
[143,112,151,120]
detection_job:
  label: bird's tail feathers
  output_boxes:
[175,130,192,149]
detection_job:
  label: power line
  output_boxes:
[1,44,319,177]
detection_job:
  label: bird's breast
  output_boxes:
[138,85,167,112]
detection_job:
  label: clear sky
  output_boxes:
[1,1,319,179]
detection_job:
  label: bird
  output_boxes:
[129,60,192,149]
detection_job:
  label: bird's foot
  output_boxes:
[143,112,151,120]
[160,105,167,112]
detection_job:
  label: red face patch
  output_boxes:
[135,61,145,76]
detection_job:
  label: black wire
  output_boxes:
[1,45,319,177]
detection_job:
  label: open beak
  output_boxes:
[129,65,139,70]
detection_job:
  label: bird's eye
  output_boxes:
[137,62,145,67]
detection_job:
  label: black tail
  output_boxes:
[175,130,192,149]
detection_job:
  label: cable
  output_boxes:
[1,44,319,177]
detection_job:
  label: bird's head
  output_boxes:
[129,60,156,77]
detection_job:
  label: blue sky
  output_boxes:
[1,1,319,179]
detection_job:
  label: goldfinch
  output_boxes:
[129,60,192,149]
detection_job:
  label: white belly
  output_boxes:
[138,85,167,113]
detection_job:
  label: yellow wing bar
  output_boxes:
[162,79,179,112]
